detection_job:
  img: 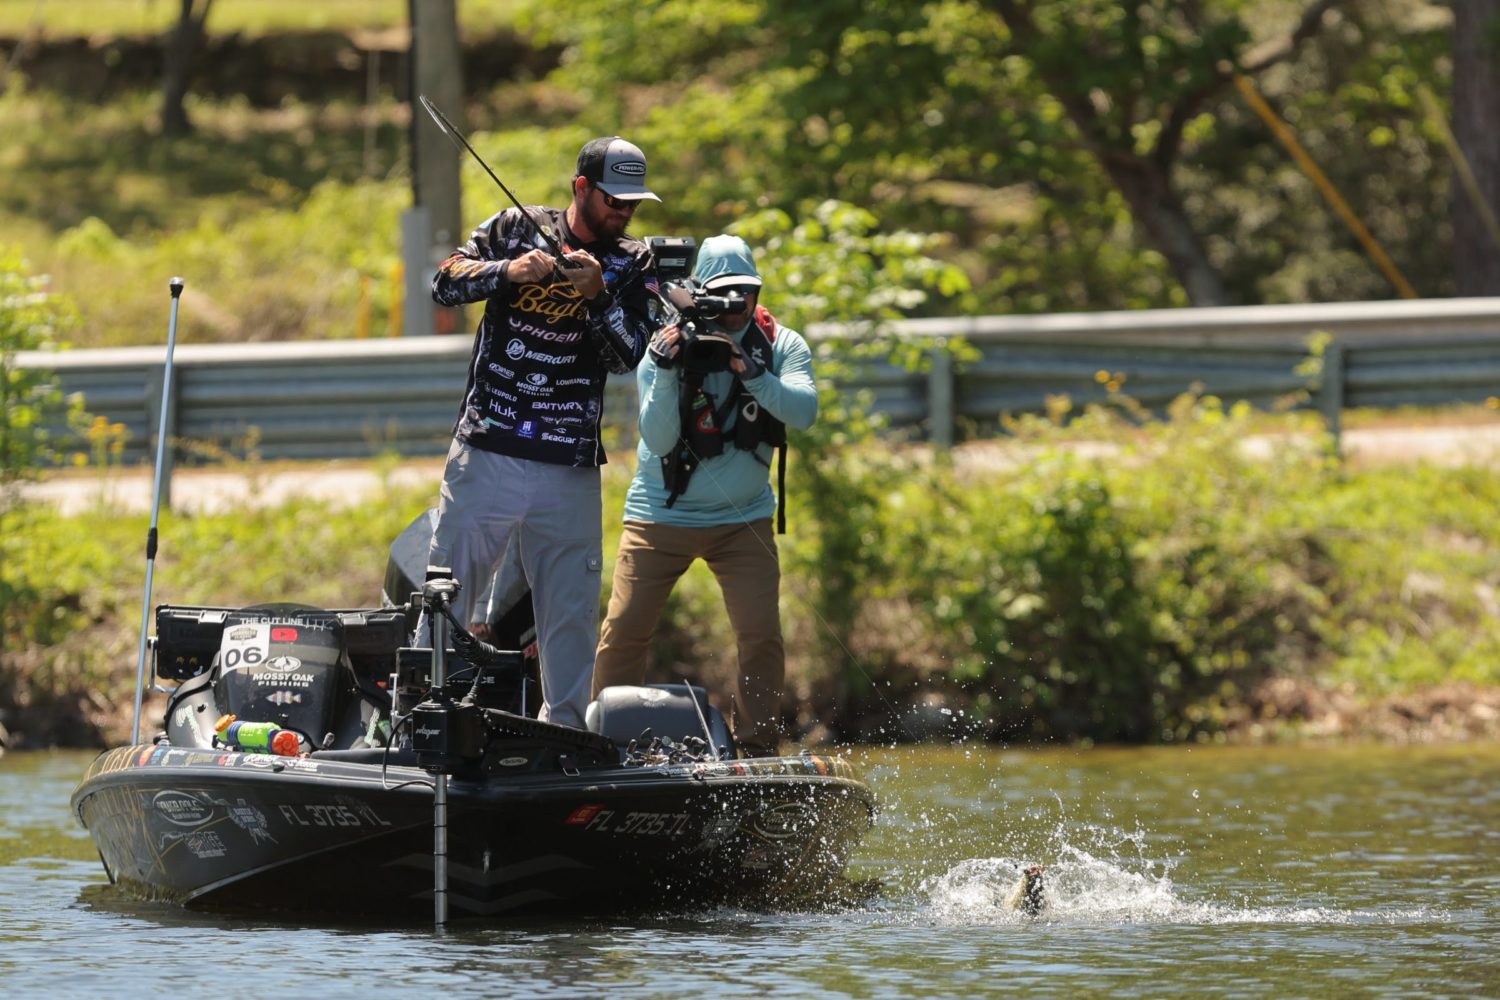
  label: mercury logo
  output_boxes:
[506,338,526,359]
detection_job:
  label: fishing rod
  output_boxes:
[416,94,577,271]
[130,277,184,744]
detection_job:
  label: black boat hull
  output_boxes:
[73,744,875,917]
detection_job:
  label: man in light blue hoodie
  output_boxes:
[592,235,817,757]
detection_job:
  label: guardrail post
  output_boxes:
[1318,341,1345,457]
[145,362,180,508]
[928,339,954,450]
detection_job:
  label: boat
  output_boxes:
[71,511,877,920]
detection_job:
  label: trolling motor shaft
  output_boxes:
[410,574,482,774]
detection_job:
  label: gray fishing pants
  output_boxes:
[426,440,603,730]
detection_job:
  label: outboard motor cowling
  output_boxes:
[211,616,345,748]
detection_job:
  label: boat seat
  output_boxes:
[586,684,733,756]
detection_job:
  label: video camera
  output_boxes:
[648,237,746,375]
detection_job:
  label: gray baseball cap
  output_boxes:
[576,136,661,202]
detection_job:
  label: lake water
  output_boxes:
[2,742,1496,998]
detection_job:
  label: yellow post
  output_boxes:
[356,274,371,339]
[389,259,404,338]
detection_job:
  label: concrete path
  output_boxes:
[16,423,1500,516]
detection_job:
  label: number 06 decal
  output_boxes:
[220,624,270,671]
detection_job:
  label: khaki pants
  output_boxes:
[594,519,784,755]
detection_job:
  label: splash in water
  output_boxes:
[912,809,1440,929]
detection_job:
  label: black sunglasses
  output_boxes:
[593,185,638,211]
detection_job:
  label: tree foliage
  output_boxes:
[0,249,74,506]
[517,0,1457,308]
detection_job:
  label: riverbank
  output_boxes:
[5,405,1498,751]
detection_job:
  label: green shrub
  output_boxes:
[0,249,77,502]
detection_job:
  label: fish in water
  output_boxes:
[1003,865,1047,916]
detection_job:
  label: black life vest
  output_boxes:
[660,306,790,533]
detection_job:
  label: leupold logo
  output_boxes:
[506,338,526,360]
[266,655,302,673]
[153,790,213,827]
[612,161,646,176]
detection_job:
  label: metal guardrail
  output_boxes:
[15,297,1500,497]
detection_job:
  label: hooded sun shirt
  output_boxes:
[624,236,817,526]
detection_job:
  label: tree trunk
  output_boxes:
[161,0,212,136]
[411,0,464,252]
[1451,0,1500,295]
[1105,156,1230,307]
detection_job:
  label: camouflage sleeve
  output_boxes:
[430,210,519,307]
[583,250,656,375]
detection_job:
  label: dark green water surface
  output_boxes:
[2,742,1495,998]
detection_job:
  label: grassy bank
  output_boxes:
[4,398,1497,749]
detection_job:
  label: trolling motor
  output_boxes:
[407,573,483,775]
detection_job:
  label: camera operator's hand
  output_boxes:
[504,248,555,284]
[730,342,764,379]
[560,249,605,300]
[648,325,682,369]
